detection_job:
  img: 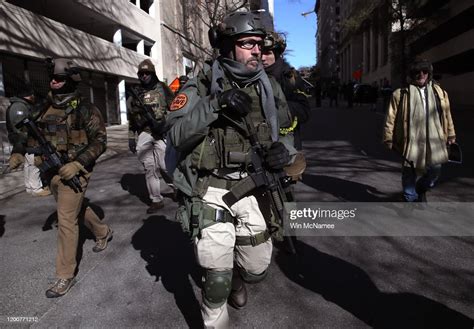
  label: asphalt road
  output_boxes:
[0,103,473,328]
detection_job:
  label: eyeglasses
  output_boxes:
[236,39,264,50]
[138,71,151,77]
[51,75,66,82]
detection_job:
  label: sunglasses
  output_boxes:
[236,39,264,50]
[138,71,151,77]
[411,69,429,75]
[51,75,67,82]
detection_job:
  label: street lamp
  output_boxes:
[301,10,315,17]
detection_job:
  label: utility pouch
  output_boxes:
[223,126,246,168]
[176,203,192,236]
[190,135,219,170]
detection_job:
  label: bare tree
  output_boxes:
[182,0,249,60]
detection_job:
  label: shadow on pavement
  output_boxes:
[0,215,5,237]
[120,173,150,205]
[42,211,58,231]
[131,217,204,329]
[303,174,400,202]
[275,240,474,329]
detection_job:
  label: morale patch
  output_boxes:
[170,94,188,111]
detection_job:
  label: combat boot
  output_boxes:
[228,270,247,309]
[45,278,74,298]
[146,201,164,214]
[32,187,51,197]
[93,227,113,252]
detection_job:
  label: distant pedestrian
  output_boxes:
[383,58,456,202]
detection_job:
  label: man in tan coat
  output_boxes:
[383,58,456,202]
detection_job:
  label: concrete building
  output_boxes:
[338,0,390,87]
[0,0,212,126]
[315,0,340,82]
[409,0,474,110]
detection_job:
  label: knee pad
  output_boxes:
[238,267,268,284]
[203,269,232,308]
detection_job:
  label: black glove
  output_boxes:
[218,89,252,117]
[129,138,137,154]
[265,142,291,170]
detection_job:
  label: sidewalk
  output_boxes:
[0,124,129,200]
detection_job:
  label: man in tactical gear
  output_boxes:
[262,31,310,150]
[167,11,296,328]
[6,84,50,196]
[127,59,176,213]
[9,58,112,298]
[383,58,456,202]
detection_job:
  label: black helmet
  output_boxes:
[209,11,266,49]
[46,57,82,82]
[264,31,287,55]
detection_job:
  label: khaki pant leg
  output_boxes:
[50,175,87,279]
[201,304,229,329]
[233,195,272,275]
[202,186,272,275]
[83,206,108,239]
[137,132,163,202]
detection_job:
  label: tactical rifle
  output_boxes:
[16,117,83,193]
[221,113,297,254]
[127,87,165,135]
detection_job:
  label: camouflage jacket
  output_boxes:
[28,95,107,171]
[126,81,174,138]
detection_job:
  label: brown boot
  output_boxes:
[45,278,75,298]
[146,201,164,214]
[93,227,113,253]
[228,270,247,309]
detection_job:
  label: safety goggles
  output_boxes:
[236,39,264,50]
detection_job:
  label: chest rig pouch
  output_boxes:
[190,84,273,172]
[130,86,168,129]
[30,103,88,160]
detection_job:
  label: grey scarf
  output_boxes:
[210,57,279,141]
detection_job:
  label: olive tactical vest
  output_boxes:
[28,103,88,161]
[190,82,273,173]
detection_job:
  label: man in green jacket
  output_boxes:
[383,58,456,202]
[167,11,296,328]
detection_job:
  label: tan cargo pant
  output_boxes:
[197,186,273,329]
[136,131,174,202]
[50,174,108,279]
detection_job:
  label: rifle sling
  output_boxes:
[221,175,260,208]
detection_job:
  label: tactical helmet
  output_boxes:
[409,58,433,77]
[264,31,287,55]
[209,11,266,49]
[137,59,156,74]
[47,58,82,82]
